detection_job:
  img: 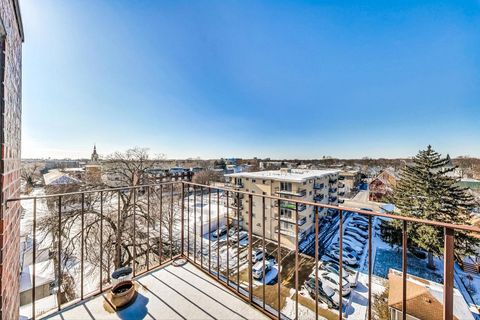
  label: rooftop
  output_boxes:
[226,169,340,183]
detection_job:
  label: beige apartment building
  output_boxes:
[225,168,339,249]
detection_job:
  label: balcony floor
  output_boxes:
[42,261,269,320]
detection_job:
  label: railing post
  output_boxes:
[444,227,454,320]
[146,187,150,271]
[262,196,266,311]
[81,193,85,300]
[208,187,212,274]
[314,206,319,320]
[277,198,282,319]
[133,188,137,276]
[295,202,299,320]
[402,220,407,320]
[226,190,230,285]
[248,194,253,303]
[181,183,185,256]
[338,209,343,320]
[57,196,62,311]
[99,191,103,292]
[170,184,174,260]
[32,198,37,320]
[216,188,220,280]
[368,215,372,320]
[159,186,163,265]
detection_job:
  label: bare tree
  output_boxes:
[21,162,43,192]
[192,169,222,185]
[38,147,183,303]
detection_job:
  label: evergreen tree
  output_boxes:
[388,145,477,269]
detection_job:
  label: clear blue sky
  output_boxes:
[21,0,480,159]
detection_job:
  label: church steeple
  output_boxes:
[91,144,99,163]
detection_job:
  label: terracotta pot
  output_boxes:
[110,280,136,309]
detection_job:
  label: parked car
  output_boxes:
[350,222,368,231]
[330,243,361,258]
[252,260,273,280]
[228,227,239,236]
[346,226,368,238]
[305,277,339,309]
[328,249,358,267]
[252,249,264,262]
[318,272,352,296]
[230,231,248,243]
[336,237,364,252]
[344,231,367,245]
[352,215,369,223]
[212,225,228,239]
[320,262,357,287]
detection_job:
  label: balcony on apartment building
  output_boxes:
[274,187,307,197]
[274,214,307,226]
[313,183,324,190]
[329,178,338,184]
[329,187,337,193]
[313,194,325,202]
[11,180,478,320]
[275,200,307,212]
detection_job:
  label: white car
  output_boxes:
[345,230,367,244]
[318,272,352,296]
[330,243,362,257]
[253,260,273,280]
[346,226,368,238]
[319,262,357,287]
[328,249,358,267]
[230,230,248,243]
[341,236,365,250]
[252,249,264,262]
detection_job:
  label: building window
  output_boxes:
[263,192,266,195]
[263,180,266,184]
[252,179,256,183]
[280,182,292,191]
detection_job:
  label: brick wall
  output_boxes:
[0,0,22,319]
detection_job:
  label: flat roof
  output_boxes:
[226,169,339,183]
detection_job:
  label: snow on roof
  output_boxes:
[43,170,82,186]
[388,269,474,320]
[226,169,340,183]
[19,294,57,320]
[20,259,55,293]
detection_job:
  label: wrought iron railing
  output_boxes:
[8,180,480,320]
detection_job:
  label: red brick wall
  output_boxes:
[0,0,22,319]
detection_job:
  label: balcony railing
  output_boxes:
[275,187,306,197]
[314,194,325,202]
[275,201,307,211]
[313,183,324,190]
[329,188,337,193]
[9,180,480,320]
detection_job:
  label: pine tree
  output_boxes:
[388,145,477,269]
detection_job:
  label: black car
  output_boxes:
[305,277,339,309]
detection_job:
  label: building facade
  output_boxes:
[0,1,23,318]
[225,169,339,249]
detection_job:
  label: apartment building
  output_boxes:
[225,168,339,249]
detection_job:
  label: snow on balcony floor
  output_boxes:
[42,261,269,320]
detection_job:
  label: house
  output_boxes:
[20,260,55,306]
[369,169,397,202]
[388,270,473,320]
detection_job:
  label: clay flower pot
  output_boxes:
[110,280,136,310]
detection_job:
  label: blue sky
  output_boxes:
[21,1,480,159]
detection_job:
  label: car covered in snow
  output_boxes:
[318,272,351,296]
[212,225,228,239]
[304,277,339,309]
[344,231,367,245]
[252,260,273,280]
[345,226,368,238]
[230,230,248,243]
[319,262,357,287]
[252,249,264,262]
[330,243,361,258]
[327,249,358,267]
[342,235,366,249]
